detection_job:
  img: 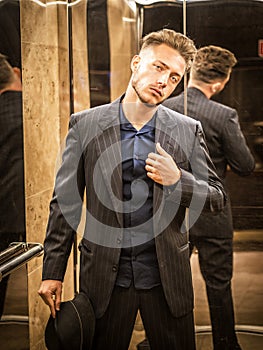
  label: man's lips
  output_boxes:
[150,86,163,97]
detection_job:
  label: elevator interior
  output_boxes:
[0,1,262,349]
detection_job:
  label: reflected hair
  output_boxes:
[140,28,196,71]
[191,45,237,83]
[0,53,15,90]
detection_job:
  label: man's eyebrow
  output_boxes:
[156,60,182,78]
[155,60,168,68]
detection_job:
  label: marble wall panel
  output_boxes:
[25,191,51,275]
[20,1,55,46]
[71,48,90,112]
[72,2,88,50]
[20,0,75,348]
[27,265,48,349]
[108,0,137,100]
[71,0,90,112]
[23,107,60,198]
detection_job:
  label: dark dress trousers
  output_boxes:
[42,96,226,334]
[163,87,255,349]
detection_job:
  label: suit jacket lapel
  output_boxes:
[95,98,123,226]
[154,106,179,215]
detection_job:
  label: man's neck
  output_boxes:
[122,88,158,131]
[188,77,213,99]
[0,81,22,95]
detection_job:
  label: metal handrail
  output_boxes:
[195,325,263,336]
[137,325,263,348]
[0,242,44,282]
[135,0,179,6]
[0,242,26,265]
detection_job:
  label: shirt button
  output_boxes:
[135,155,139,160]
[112,265,118,272]
[117,238,121,244]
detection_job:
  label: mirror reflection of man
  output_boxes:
[164,45,255,350]
[0,53,25,318]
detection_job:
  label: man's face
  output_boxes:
[131,43,186,106]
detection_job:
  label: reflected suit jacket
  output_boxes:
[0,91,25,236]
[163,87,255,238]
[42,96,226,318]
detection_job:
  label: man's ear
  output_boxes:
[131,55,141,72]
[211,82,221,94]
[13,67,21,80]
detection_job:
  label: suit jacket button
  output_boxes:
[112,265,118,272]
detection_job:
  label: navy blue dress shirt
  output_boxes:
[115,105,161,289]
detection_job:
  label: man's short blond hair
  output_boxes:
[140,29,196,72]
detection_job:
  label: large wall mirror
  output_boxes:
[134,1,263,349]
[0,0,262,349]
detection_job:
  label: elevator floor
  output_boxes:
[130,229,263,350]
[0,230,263,350]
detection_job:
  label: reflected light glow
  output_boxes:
[122,17,136,22]
[31,0,82,7]
[125,0,136,12]
[134,0,182,5]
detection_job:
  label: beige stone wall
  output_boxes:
[71,0,90,112]
[108,0,137,100]
[20,0,89,348]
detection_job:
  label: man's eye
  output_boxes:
[171,76,179,83]
[155,64,162,71]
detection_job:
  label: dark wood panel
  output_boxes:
[226,171,263,229]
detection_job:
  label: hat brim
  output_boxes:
[45,292,95,350]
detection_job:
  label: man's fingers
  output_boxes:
[146,143,180,186]
[38,290,56,318]
[156,142,169,157]
[50,298,56,319]
[38,280,62,318]
[147,143,170,162]
[55,290,61,311]
[145,164,157,174]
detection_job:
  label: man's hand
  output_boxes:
[38,280,63,318]
[145,142,181,186]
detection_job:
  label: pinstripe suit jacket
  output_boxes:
[42,96,226,318]
[163,87,255,238]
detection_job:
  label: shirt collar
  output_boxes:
[119,103,156,133]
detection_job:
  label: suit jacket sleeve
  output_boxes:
[222,110,255,176]
[42,114,85,281]
[166,122,226,213]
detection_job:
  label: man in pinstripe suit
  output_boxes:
[38,30,226,350]
[164,46,255,350]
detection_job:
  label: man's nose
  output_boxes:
[156,73,169,87]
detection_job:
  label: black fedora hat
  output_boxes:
[45,292,95,350]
